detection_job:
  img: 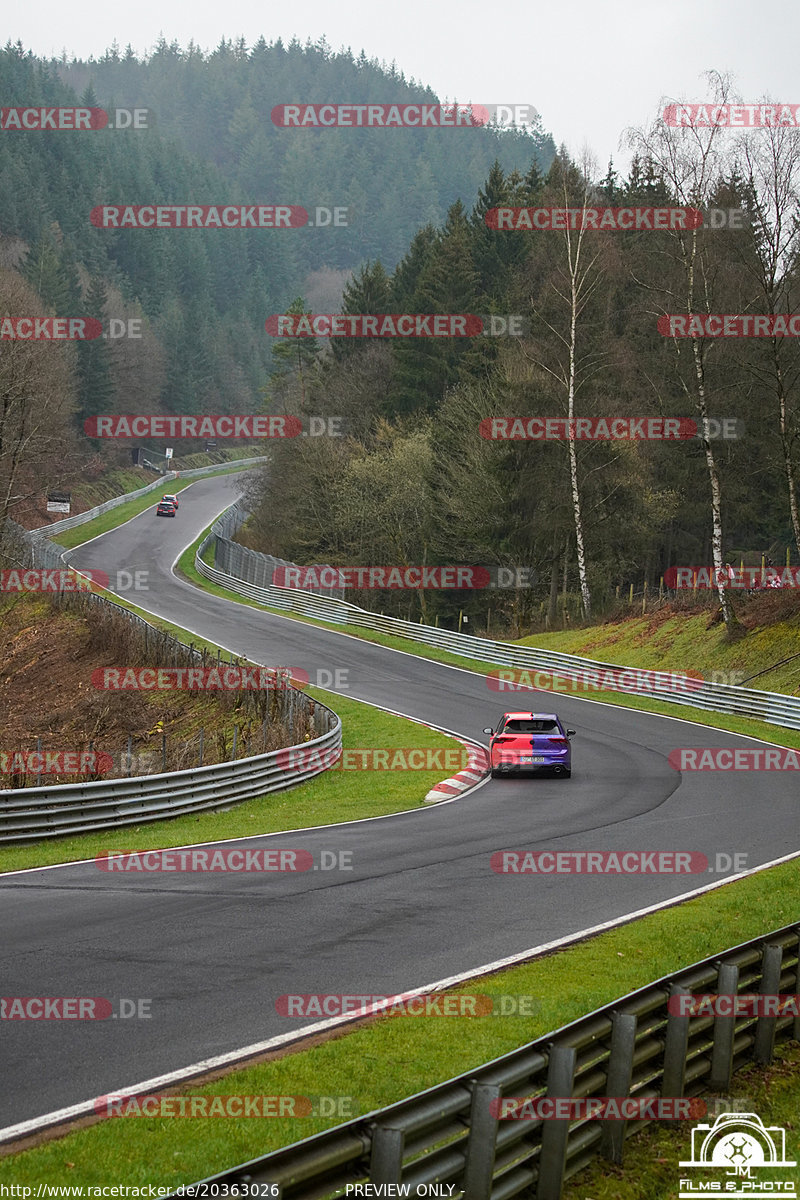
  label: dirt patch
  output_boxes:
[0,596,303,786]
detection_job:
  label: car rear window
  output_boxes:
[503,719,559,733]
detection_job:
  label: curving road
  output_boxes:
[1,473,794,1136]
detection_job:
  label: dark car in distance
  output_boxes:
[156,500,176,517]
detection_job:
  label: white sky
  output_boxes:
[10,0,800,174]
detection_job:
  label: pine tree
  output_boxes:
[77,276,114,431]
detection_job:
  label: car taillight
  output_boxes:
[547,738,569,747]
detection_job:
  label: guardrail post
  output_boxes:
[537,1044,576,1200]
[709,962,739,1090]
[662,985,691,1123]
[600,1012,637,1164]
[793,929,800,1043]
[754,943,784,1063]
[462,1082,501,1200]
[370,1126,404,1184]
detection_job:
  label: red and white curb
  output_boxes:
[423,731,490,803]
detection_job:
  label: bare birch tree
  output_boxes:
[736,114,800,556]
[626,71,736,629]
[519,150,612,621]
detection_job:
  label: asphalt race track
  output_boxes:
[1,472,795,1133]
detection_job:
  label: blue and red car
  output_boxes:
[483,711,575,779]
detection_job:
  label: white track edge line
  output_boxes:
[3,845,800,1146]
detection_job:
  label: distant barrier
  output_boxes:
[27,455,269,537]
[197,503,800,731]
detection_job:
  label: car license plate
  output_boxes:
[520,756,547,764]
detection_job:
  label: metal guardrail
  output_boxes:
[27,455,269,537]
[0,713,340,842]
[0,497,342,842]
[174,922,800,1200]
[197,505,800,731]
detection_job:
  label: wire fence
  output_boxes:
[212,501,345,599]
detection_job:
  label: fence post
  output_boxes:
[754,943,784,1063]
[537,1043,576,1200]
[462,1081,501,1200]
[369,1126,404,1184]
[36,736,42,788]
[662,984,692,1122]
[600,1012,638,1164]
[709,962,739,1090]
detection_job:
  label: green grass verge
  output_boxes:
[175,525,800,753]
[516,608,800,697]
[1,856,797,1184]
[0,688,464,873]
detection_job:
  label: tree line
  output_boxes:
[246,74,800,636]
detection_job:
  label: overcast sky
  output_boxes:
[10,0,800,174]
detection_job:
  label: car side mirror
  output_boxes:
[482,727,493,735]
[567,729,576,737]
